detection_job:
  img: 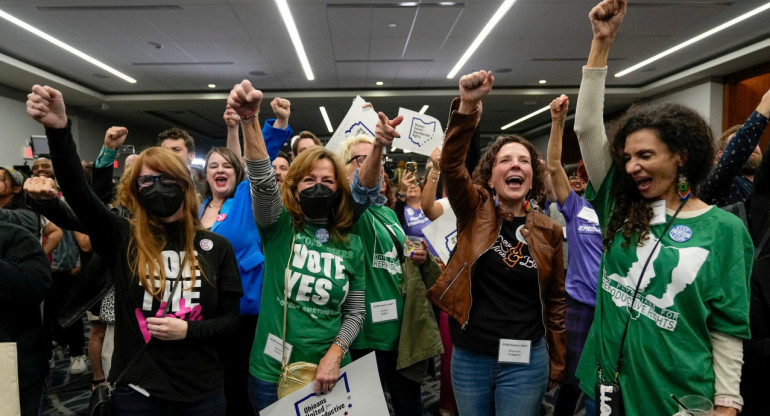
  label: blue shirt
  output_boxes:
[558,190,602,306]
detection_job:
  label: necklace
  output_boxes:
[209,201,222,210]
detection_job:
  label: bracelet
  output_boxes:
[397,192,407,199]
[430,170,441,183]
[240,109,259,121]
[333,338,348,356]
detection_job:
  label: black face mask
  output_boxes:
[138,182,186,218]
[298,183,338,222]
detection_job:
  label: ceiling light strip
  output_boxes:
[419,105,429,114]
[275,0,315,81]
[0,9,137,83]
[319,106,334,132]
[616,1,770,77]
[500,105,549,130]
[446,0,516,79]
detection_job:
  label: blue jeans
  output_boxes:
[350,348,423,416]
[451,337,548,416]
[248,374,278,414]
[585,397,596,416]
[111,385,226,416]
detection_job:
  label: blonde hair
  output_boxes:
[336,135,373,167]
[115,147,205,301]
[281,146,353,241]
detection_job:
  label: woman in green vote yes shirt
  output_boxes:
[228,80,376,412]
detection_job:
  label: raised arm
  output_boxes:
[264,97,294,161]
[547,95,573,205]
[574,0,626,190]
[25,85,120,258]
[700,88,770,206]
[442,70,492,227]
[223,104,242,157]
[421,146,445,221]
[92,126,127,203]
[228,80,283,229]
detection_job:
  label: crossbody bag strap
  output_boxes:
[755,222,770,261]
[112,274,183,389]
[601,198,688,382]
[281,234,297,370]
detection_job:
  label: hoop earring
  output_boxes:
[677,172,691,201]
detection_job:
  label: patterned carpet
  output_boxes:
[40,319,583,415]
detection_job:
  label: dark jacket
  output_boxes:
[0,221,52,388]
[426,98,567,383]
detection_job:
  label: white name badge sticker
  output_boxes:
[370,299,398,323]
[498,339,531,364]
[265,333,293,363]
[577,206,600,224]
[649,199,667,226]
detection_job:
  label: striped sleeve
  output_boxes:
[336,290,365,348]
[245,157,283,228]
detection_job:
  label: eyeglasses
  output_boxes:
[347,154,386,167]
[135,174,179,188]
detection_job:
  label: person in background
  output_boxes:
[26,84,243,414]
[337,133,443,415]
[228,80,366,412]
[272,151,291,187]
[0,220,52,416]
[700,89,770,207]
[546,95,602,416]
[291,130,322,159]
[380,171,396,209]
[564,162,588,197]
[573,2,750,415]
[396,170,440,258]
[427,70,566,416]
[33,158,89,376]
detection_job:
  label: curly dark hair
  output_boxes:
[472,134,545,204]
[604,102,715,249]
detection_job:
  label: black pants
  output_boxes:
[44,270,85,356]
[20,378,45,416]
[219,314,258,416]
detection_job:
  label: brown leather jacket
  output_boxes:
[426,98,567,383]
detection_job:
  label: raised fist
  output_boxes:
[227,80,263,120]
[26,85,68,129]
[24,176,58,201]
[104,126,128,150]
[459,70,494,104]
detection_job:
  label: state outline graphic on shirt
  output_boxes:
[603,235,709,331]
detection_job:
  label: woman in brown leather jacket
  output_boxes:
[427,70,566,416]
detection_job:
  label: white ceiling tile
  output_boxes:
[331,37,370,61]
[216,40,268,64]
[327,7,372,39]
[368,37,408,61]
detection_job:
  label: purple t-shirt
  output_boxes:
[558,190,602,306]
[403,206,439,258]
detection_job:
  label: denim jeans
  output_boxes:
[585,397,596,416]
[350,348,423,416]
[111,385,226,416]
[248,374,278,414]
[451,337,548,416]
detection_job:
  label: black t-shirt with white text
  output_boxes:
[451,216,544,354]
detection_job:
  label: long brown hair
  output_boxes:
[115,147,205,301]
[281,146,353,241]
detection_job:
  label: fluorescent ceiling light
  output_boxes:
[275,0,315,81]
[0,9,137,83]
[538,80,547,84]
[419,105,429,114]
[446,0,516,79]
[319,106,333,133]
[616,1,770,77]
[376,81,384,86]
[500,105,550,130]
[208,84,216,88]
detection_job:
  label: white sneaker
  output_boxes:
[69,355,88,375]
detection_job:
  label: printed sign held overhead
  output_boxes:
[393,108,444,156]
[325,96,379,152]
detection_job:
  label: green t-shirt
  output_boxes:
[249,209,365,383]
[351,205,405,351]
[576,168,752,416]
